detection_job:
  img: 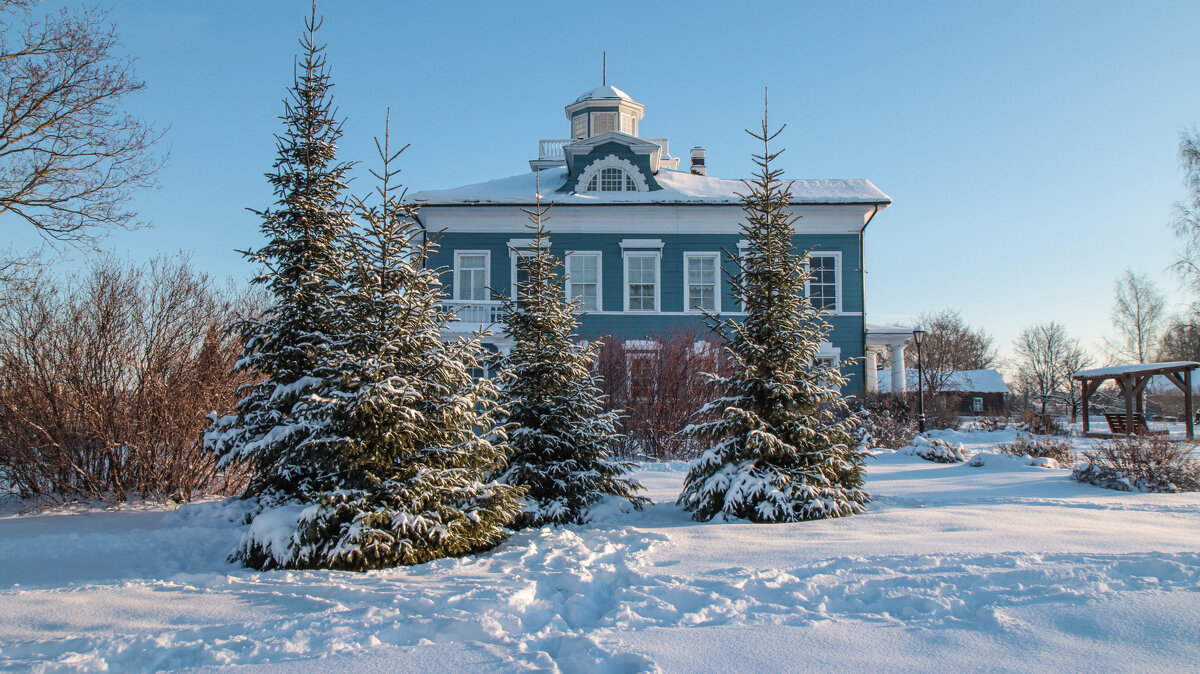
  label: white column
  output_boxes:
[890,344,907,394]
[865,348,879,393]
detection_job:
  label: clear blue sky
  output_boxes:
[7,0,1200,364]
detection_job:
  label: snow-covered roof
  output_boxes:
[412,167,893,206]
[1072,362,1200,380]
[878,369,1010,394]
[575,85,633,102]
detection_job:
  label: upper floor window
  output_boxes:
[685,252,720,313]
[572,114,587,139]
[806,252,840,313]
[586,167,638,192]
[454,251,490,301]
[566,252,601,311]
[624,252,659,312]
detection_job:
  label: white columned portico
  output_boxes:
[865,325,917,395]
[889,344,907,394]
[864,348,880,393]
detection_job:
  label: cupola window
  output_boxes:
[590,111,616,135]
[586,167,638,192]
[572,114,587,139]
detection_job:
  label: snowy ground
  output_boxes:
[2,429,1199,672]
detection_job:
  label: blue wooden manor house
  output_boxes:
[413,84,905,396]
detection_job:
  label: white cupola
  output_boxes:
[563,85,644,140]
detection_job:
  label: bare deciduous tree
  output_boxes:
[1013,321,1093,420]
[1158,312,1200,362]
[1171,129,1200,290]
[1106,269,1165,364]
[0,0,162,244]
[904,309,998,396]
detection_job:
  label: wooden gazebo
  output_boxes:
[1072,361,1200,440]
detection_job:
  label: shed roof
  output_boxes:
[878,369,1009,394]
[1071,361,1200,380]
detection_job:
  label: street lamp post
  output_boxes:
[913,327,927,434]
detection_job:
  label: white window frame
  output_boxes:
[453,250,491,302]
[805,250,842,314]
[572,114,587,139]
[736,239,750,312]
[508,238,547,300]
[565,251,602,312]
[622,250,661,313]
[684,252,721,314]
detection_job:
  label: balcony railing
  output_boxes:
[538,137,670,160]
[440,300,504,332]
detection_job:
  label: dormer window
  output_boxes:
[587,167,637,192]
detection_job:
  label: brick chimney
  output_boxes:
[690,147,706,176]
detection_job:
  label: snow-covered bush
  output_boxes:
[972,415,1014,432]
[1072,436,1200,493]
[968,451,1061,469]
[996,434,1074,467]
[903,436,967,463]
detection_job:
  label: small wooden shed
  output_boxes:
[1072,361,1200,440]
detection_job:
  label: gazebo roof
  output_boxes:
[1071,361,1200,381]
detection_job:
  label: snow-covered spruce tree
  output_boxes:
[677,104,870,522]
[239,121,524,570]
[205,9,355,505]
[494,187,646,527]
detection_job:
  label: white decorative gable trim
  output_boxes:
[576,154,649,193]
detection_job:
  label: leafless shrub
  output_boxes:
[1019,409,1067,436]
[596,328,728,460]
[858,394,917,449]
[1073,436,1199,493]
[973,415,1013,432]
[0,256,255,503]
[997,433,1074,466]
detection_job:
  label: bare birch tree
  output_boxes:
[1106,269,1166,364]
[1013,321,1093,419]
[1171,129,1200,291]
[0,0,162,245]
